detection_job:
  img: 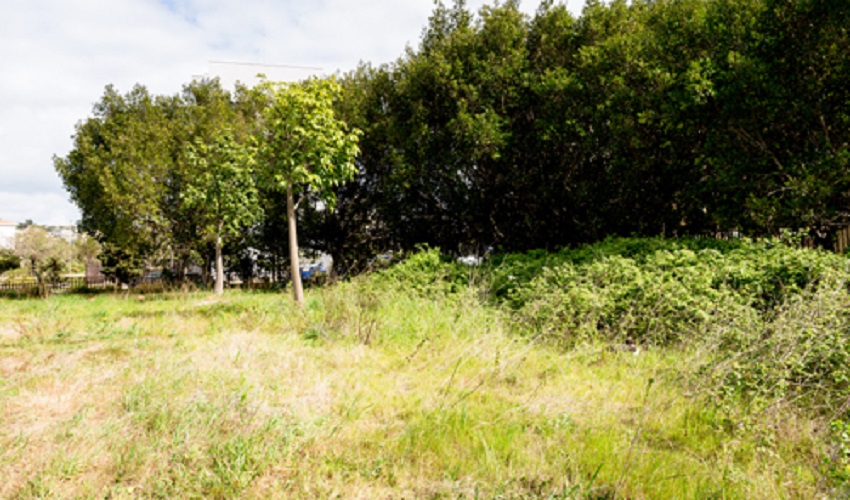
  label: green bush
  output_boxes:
[826,420,850,494]
[509,252,759,346]
[365,240,850,419]
[486,237,748,304]
[693,281,850,417]
[504,238,850,347]
[488,237,850,421]
[0,249,20,275]
[374,246,470,297]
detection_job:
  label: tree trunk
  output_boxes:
[287,184,305,305]
[214,235,224,296]
[31,258,48,298]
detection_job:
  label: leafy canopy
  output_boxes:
[182,130,262,243]
[256,78,361,209]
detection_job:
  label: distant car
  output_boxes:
[458,246,492,266]
[139,269,163,283]
[300,263,327,282]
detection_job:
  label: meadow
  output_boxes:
[2,239,849,498]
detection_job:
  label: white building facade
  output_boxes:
[0,219,16,249]
[207,61,323,89]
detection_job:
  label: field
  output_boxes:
[1,240,849,498]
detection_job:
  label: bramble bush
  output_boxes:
[373,246,470,297]
[380,239,850,422]
[501,239,850,421]
[693,281,850,418]
[508,251,759,346]
[504,238,850,344]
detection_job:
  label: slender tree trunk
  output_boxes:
[31,258,47,298]
[214,235,224,296]
[287,184,304,305]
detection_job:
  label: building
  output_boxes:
[0,219,16,249]
[46,225,78,243]
[196,61,324,90]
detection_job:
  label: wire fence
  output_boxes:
[0,277,112,294]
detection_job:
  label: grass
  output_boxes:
[0,282,831,498]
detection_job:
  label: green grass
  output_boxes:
[0,280,831,498]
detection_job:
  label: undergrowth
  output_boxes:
[378,239,850,495]
[2,237,850,497]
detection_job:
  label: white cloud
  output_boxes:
[0,0,584,226]
[0,191,80,227]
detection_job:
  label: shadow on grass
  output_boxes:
[123,302,253,320]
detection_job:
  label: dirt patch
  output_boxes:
[114,317,135,330]
[194,297,222,307]
[0,324,21,342]
[0,355,29,376]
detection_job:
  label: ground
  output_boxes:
[0,288,826,498]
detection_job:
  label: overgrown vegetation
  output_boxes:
[3,239,850,497]
[25,0,850,493]
[497,240,850,421]
[53,0,850,279]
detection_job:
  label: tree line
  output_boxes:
[0,226,102,297]
[55,79,358,300]
[55,0,850,284]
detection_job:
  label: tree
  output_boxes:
[182,130,261,295]
[168,79,248,280]
[55,79,271,287]
[73,233,103,267]
[14,227,72,297]
[54,85,176,282]
[256,78,361,304]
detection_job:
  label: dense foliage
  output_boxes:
[0,249,20,275]
[380,240,850,428]
[324,0,850,268]
[54,0,850,280]
[504,239,850,417]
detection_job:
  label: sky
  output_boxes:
[0,0,585,227]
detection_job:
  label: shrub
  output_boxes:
[486,237,749,304]
[692,280,850,418]
[510,252,759,346]
[367,240,850,419]
[0,249,20,275]
[506,238,850,348]
[374,246,470,297]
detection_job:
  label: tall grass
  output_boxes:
[0,240,845,497]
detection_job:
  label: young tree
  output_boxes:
[14,227,72,297]
[182,130,261,295]
[255,78,361,304]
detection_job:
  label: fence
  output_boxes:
[0,277,111,294]
[707,227,850,254]
[835,227,850,254]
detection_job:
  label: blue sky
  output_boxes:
[0,0,585,226]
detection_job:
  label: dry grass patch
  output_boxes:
[0,289,830,498]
